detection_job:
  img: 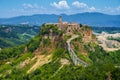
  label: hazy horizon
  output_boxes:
[0,0,120,18]
[0,12,120,18]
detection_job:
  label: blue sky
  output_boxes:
[0,0,120,18]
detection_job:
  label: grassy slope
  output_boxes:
[0,25,120,80]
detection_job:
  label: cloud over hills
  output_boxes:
[0,0,120,18]
[22,3,39,9]
[72,1,87,8]
[50,0,70,9]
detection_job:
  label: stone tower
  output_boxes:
[59,16,62,22]
[58,16,62,30]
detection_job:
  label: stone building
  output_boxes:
[45,16,93,42]
[57,16,81,34]
[45,16,81,34]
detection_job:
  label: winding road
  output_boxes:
[66,35,88,67]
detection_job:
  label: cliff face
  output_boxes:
[41,25,63,44]
[33,24,65,55]
[81,26,93,42]
[32,23,95,57]
[64,25,93,42]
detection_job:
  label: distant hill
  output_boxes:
[0,25,39,48]
[0,12,120,27]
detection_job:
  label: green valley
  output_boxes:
[0,25,39,48]
[0,22,120,80]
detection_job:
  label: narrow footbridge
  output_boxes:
[66,35,88,67]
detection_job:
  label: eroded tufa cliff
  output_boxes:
[33,24,65,55]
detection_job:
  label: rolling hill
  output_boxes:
[0,25,40,48]
[0,12,120,27]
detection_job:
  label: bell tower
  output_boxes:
[59,16,62,24]
[58,16,62,30]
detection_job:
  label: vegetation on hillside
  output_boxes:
[0,24,39,48]
[107,36,120,42]
[0,24,120,80]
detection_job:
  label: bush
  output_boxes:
[27,34,41,52]
[0,45,25,61]
[52,48,65,61]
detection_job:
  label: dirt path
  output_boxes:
[27,54,51,73]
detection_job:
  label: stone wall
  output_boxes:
[81,29,93,42]
[45,16,93,43]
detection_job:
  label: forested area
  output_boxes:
[0,24,39,48]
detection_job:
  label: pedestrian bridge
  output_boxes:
[66,35,88,66]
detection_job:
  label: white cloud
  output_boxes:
[101,6,120,14]
[9,3,48,15]
[103,7,116,13]
[72,1,87,8]
[22,3,39,9]
[72,1,96,12]
[51,0,70,9]
[15,2,120,15]
[89,7,96,12]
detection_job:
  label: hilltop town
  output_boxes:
[0,0,120,79]
[45,16,94,42]
[0,16,120,80]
